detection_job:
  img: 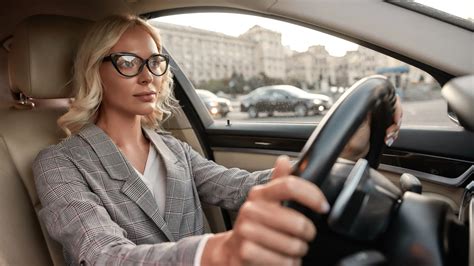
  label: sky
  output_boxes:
[153,1,473,57]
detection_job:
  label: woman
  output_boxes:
[33,15,401,265]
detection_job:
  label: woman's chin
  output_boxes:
[137,108,155,116]
[134,103,156,114]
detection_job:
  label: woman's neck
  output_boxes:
[95,110,148,150]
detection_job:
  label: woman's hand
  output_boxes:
[340,95,403,161]
[202,156,329,266]
[384,95,403,147]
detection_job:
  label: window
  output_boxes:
[152,13,455,127]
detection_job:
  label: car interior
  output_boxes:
[0,1,472,265]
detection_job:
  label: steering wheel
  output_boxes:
[288,75,467,265]
[292,75,396,185]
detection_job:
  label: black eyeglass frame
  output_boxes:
[103,52,170,77]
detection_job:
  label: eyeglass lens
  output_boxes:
[114,54,168,77]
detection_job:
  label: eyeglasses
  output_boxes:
[103,52,169,77]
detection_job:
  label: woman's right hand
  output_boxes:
[202,156,330,265]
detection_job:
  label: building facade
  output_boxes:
[152,22,284,84]
[152,21,434,93]
[239,25,286,80]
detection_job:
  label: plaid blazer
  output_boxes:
[33,124,270,265]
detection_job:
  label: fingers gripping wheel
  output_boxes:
[286,76,397,263]
[292,75,396,189]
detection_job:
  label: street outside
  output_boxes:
[214,98,457,128]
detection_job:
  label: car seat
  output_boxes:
[0,14,224,265]
[0,15,92,265]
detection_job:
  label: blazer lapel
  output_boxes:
[120,175,175,241]
[78,124,175,241]
[143,128,187,239]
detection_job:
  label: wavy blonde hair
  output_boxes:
[58,14,177,136]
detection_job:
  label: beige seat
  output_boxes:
[0,15,91,265]
[0,14,225,265]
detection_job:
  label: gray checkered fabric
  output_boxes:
[33,124,271,265]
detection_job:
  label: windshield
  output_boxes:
[389,0,474,30]
[414,0,473,20]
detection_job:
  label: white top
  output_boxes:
[133,144,166,218]
[133,144,212,266]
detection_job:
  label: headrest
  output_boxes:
[8,15,91,99]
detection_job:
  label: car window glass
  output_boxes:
[152,13,456,127]
[271,91,284,100]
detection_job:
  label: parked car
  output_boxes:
[196,89,232,117]
[240,85,333,118]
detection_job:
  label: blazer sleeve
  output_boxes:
[177,139,272,211]
[34,146,208,266]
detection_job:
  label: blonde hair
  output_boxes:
[58,14,177,136]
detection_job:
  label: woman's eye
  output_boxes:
[149,60,160,68]
[117,60,133,68]
[123,61,134,68]
[117,56,139,68]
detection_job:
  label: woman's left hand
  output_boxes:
[384,95,403,147]
[341,95,403,161]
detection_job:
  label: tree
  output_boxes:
[197,79,227,93]
[228,72,246,95]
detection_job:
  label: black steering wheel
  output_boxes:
[292,75,396,185]
[288,75,466,265]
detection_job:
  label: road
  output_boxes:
[215,99,456,128]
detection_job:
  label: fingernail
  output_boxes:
[321,201,330,213]
[386,131,396,139]
[397,119,402,127]
[390,130,400,140]
[278,155,290,162]
[385,137,394,147]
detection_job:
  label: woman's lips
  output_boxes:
[134,91,156,102]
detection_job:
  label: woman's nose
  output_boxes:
[138,67,153,85]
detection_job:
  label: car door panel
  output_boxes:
[208,124,469,211]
